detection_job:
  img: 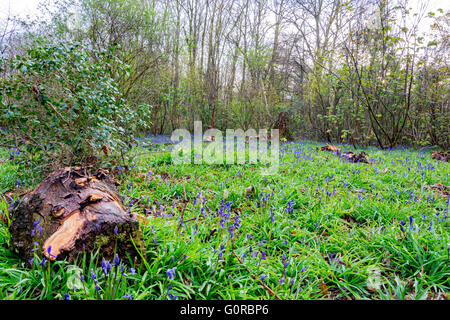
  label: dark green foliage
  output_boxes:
[0,38,151,170]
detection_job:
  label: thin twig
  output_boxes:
[232,251,282,300]
[177,200,189,232]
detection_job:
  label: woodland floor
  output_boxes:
[0,138,448,300]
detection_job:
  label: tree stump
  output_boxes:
[8,167,144,265]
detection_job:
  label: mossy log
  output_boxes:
[8,167,144,265]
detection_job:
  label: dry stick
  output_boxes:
[177,200,189,232]
[175,177,189,232]
[182,177,187,202]
[232,251,282,300]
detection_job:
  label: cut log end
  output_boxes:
[8,167,145,265]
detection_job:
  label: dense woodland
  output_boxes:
[0,0,449,168]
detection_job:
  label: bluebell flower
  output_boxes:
[47,246,56,258]
[166,267,177,280]
[168,290,178,300]
[90,269,96,281]
[101,258,110,275]
[30,242,39,252]
[123,293,132,300]
[121,264,128,277]
[400,220,405,233]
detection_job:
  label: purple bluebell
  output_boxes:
[166,267,177,280]
[47,246,56,258]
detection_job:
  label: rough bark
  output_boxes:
[9,167,144,265]
[341,151,371,164]
[431,151,449,162]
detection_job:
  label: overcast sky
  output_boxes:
[1,0,449,35]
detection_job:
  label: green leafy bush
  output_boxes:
[0,38,151,170]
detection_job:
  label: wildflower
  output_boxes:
[260,274,267,283]
[90,269,96,281]
[123,293,132,300]
[130,268,135,275]
[40,257,46,267]
[166,267,177,280]
[261,251,267,260]
[279,277,285,285]
[285,200,294,213]
[120,264,128,277]
[47,246,56,258]
[33,219,41,228]
[400,220,405,233]
[30,242,39,252]
[101,258,110,276]
[114,254,120,266]
[63,293,70,300]
[168,290,178,300]
[114,226,118,235]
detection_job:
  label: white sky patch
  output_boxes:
[0,0,448,39]
[0,0,44,21]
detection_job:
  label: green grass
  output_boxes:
[0,140,448,300]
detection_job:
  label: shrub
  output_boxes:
[0,38,151,171]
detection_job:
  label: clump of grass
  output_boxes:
[0,140,448,300]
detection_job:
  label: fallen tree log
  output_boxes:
[9,167,144,265]
[341,151,371,164]
[320,145,341,153]
[431,151,449,162]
